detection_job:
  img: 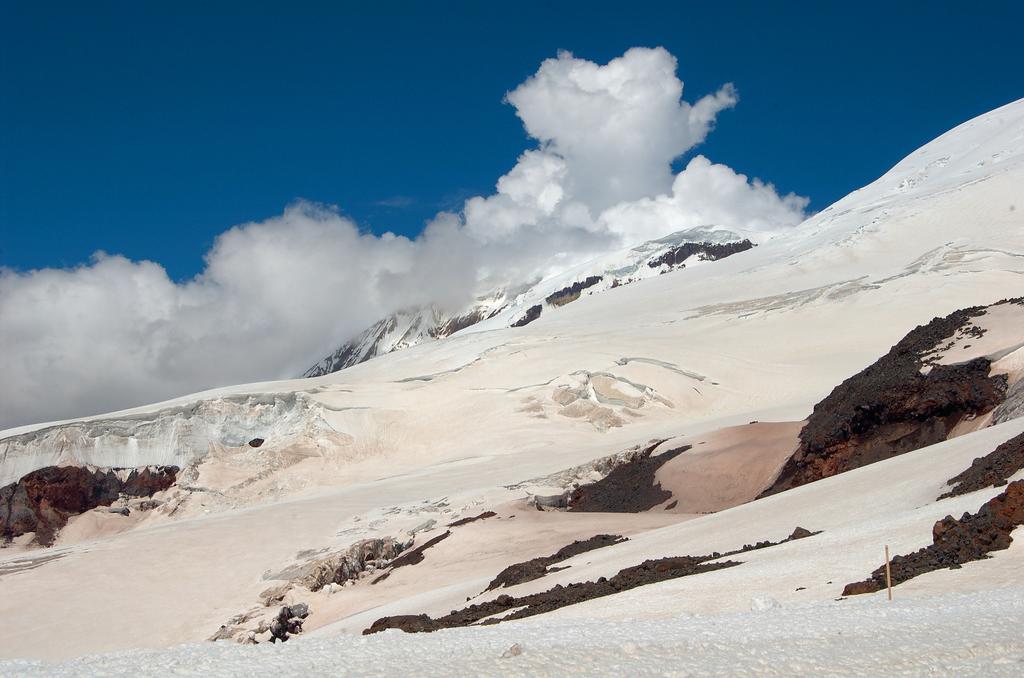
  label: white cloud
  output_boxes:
[0,47,808,428]
[506,47,737,212]
[599,155,810,244]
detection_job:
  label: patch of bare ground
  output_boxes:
[567,444,690,512]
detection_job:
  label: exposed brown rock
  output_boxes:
[0,465,178,545]
[568,444,690,512]
[939,432,1024,499]
[762,302,1015,496]
[365,526,819,634]
[485,534,626,591]
[842,480,1024,596]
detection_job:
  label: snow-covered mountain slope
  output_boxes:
[1,99,1023,669]
[303,227,753,376]
[302,289,515,377]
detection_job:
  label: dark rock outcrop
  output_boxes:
[269,603,310,643]
[485,534,626,591]
[567,444,690,512]
[646,239,754,269]
[371,531,451,584]
[545,276,603,307]
[843,480,1024,596]
[384,531,450,570]
[939,432,1024,499]
[248,438,265,448]
[367,556,740,635]
[0,465,178,545]
[447,511,497,527]
[365,525,818,634]
[762,303,1013,496]
[511,305,542,328]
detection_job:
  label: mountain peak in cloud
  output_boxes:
[0,47,807,428]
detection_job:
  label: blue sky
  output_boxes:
[2,0,1022,281]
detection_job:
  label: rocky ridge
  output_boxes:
[762,300,1020,496]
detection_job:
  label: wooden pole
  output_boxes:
[884,545,893,601]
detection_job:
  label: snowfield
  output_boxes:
[5,587,1023,677]
[1,100,1023,674]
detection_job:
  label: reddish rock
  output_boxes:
[0,465,177,545]
[762,302,1016,497]
[843,480,1024,596]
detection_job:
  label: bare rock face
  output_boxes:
[0,465,178,545]
[545,276,603,307]
[842,480,1024,596]
[762,303,1012,496]
[939,432,1024,499]
[645,239,754,269]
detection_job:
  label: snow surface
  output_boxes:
[0,99,1023,673]
[5,587,1022,677]
[302,225,750,377]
